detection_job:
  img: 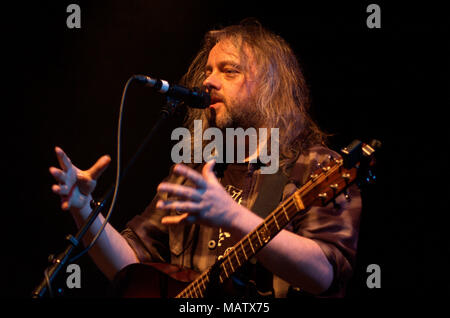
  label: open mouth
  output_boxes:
[209,97,223,108]
[209,101,222,108]
[209,94,224,107]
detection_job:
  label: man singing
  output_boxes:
[49,19,362,297]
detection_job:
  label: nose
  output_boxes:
[203,71,221,92]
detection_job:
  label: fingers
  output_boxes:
[157,183,202,202]
[157,200,200,224]
[51,184,73,210]
[161,213,197,226]
[55,147,72,171]
[202,159,217,182]
[51,184,68,196]
[87,155,111,180]
[49,167,66,184]
[61,200,70,211]
[161,213,188,225]
[156,200,201,213]
[173,164,207,189]
[54,146,110,180]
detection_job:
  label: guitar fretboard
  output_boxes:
[176,198,301,298]
[176,160,353,298]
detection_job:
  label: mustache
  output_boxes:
[209,91,225,104]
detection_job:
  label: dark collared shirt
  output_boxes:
[121,145,362,297]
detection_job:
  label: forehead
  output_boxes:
[207,40,241,64]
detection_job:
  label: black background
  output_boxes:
[3,0,448,304]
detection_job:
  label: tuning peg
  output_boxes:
[318,192,328,199]
[327,155,337,165]
[329,183,339,190]
[322,166,331,172]
[343,189,351,202]
[318,192,328,206]
[328,183,341,209]
[342,172,351,182]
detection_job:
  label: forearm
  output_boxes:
[70,201,139,280]
[256,229,333,294]
[228,206,333,295]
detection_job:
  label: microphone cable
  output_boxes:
[67,76,132,263]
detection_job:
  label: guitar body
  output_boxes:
[112,263,199,298]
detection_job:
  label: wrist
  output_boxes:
[227,204,261,238]
[69,195,93,219]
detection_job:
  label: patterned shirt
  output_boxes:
[121,145,362,297]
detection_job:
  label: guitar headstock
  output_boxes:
[299,139,381,208]
[341,139,381,186]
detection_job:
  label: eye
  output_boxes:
[224,68,239,75]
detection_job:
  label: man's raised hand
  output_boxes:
[49,147,111,211]
[157,160,243,230]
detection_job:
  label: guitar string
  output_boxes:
[179,190,331,298]
[178,163,346,297]
[178,199,299,298]
[178,170,339,298]
[216,200,298,283]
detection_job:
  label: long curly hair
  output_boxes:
[179,19,327,173]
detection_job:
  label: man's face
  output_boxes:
[203,40,259,129]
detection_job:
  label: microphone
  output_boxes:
[133,75,210,109]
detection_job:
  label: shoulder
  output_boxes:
[289,144,341,186]
[300,144,341,164]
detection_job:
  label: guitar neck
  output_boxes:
[176,160,355,298]
[175,196,303,298]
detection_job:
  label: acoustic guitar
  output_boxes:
[113,139,380,298]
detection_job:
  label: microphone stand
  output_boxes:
[31,97,183,298]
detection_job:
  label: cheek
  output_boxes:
[228,83,250,104]
[244,80,258,98]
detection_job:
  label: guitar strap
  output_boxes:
[250,149,313,217]
[249,167,290,218]
[232,162,299,297]
[249,154,306,218]
[209,159,303,296]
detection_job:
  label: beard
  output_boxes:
[210,92,263,130]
